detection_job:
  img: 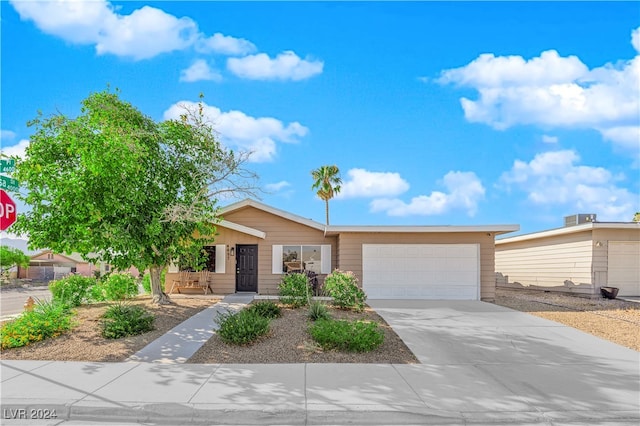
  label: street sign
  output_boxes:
[0,189,17,231]
[0,175,19,192]
[0,159,16,173]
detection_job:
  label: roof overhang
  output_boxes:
[496,222,640,245]
[324,225,520,236]
[218,220,267,239]
[220,199,326,232]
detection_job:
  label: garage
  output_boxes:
[608,241,640,296]
[362,244,480,300]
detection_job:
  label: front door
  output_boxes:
[236,244,258,292]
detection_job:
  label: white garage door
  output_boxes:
[362,244,480,300]
[608,241,640,296]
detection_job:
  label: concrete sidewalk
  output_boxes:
[1,300,639,425]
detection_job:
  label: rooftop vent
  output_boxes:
[564,214,597,227]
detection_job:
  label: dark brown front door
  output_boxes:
[236,244,258,292]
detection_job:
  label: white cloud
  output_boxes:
[227,51,324,81]
[0,139,30,159]
[337,169,409,199]
[180,59,222,83]
[542,135,558,144]
[163,101,308,162]
[632,27,640,53]
[10,0,198,60]
[1,130,17,141]
[437,27,640,152]
[499,150,638,221]
[265,181,291,192]
[370,171,485,217]
[196,32,256,56]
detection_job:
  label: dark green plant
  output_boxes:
[49,275,97,307]
[246,300,282,319]
[308,301,331,321]
[323,270,367,311]
[309,319,383,352]
[215,309,270,345]
[0,300,75,349]
[278,273,311,308]
[101,303,154,339]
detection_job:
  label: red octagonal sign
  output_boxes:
[0,189,17,231]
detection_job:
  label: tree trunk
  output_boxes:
[150,265,172,305]
[325,200,330,225]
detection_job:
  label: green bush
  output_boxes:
[93,273,138,301]
[278,273,311,308]
[141,269,166,294]
[101,303,154,339]
[323,270,367,311]
[308,301,331,321]
[309,319,384,352]
[246,300,282,319]
[1,300,75,349]
[215,309,270,345]
[49,275,97,307]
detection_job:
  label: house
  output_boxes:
[166,199,518,301]
[495,215,640,297]
[19,250,140,282]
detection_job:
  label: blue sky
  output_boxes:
[1,0,639,243]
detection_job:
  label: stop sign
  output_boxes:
[0,189,17,231]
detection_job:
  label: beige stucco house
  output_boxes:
[495,220,640,297]
[166,199,518,301]
[19,250,140,281]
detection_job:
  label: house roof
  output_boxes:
[30,250,101,264]
[496,222,640,245]
[219,199,519,237]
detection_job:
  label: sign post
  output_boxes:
[0,189,17,231]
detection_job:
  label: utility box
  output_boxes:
[564,214,597,227]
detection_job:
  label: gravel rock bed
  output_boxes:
[493,288,640,351]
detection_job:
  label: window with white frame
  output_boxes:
[272,245,331,274]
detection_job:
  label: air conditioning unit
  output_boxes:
[564,214,597,227]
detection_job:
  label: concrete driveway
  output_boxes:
[369,299,640,423]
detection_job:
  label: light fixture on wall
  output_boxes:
[230,246,235,256]
[595,241,604,247]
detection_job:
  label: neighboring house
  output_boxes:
[19,250,140,281]
[495,216,640,297]
[166,199,518,301]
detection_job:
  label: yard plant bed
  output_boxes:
[0,295,215,362]
[188,305,418,364]
[493,288,640,351]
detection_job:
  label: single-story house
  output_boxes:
[19,250,140,282]
[495,217,640,297]
[166,199,518,301]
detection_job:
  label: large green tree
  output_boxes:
[0,246,30,283]
[12,90,257,304]
[311,165,342,225]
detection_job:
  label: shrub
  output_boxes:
[309,319,384,352]
[215,309,270,345]
[93,273,138,301]
[308,301,331,321]
[1,300,75,349]
[246,300,282,319]
[323,270,367,311]
[141,269,166,294]
[49,275,97,307]
[101,303,154,339]
[278,273,311,308]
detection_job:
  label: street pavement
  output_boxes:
[0,285,51,319]
[1,300,639,425]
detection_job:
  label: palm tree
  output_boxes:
[311,165,342,225]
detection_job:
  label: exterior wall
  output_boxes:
[495,230,595,295]
[165,206,337,295]
[592,228,640,295]
[336,232,497,301]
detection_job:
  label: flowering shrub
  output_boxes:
[49,275,96,307]
[0,300,74,349]
[323,270,367,311]
[92,273,138,301]
[278,273,311,308]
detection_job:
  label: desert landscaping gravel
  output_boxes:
[1,289,638,363]
[492,288,640,351]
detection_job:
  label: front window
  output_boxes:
[283,245,321,273]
